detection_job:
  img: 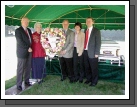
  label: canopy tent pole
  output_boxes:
[94,10,109,22]
[76,11,78,22]
[49,8,92,24]
[12,6,24,18]
[23,5,36,18]
[87,5,92,17]
[104,10,107,29]
[33,5,53,19]
[6,16,125,20]
[50,23,125,25]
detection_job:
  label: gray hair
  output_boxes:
[34,22,42,30]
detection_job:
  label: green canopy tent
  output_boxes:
[5,5,125,30]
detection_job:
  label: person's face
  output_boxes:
[75,25,81,32]
[35,25,42,33]
[86,18,94,28]
[62,21,69,30]
[21,18,29,28]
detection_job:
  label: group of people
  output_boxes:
[15,17,46,90]
[59,18,101,86]
[15,17,101,91]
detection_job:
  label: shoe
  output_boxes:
[89,83,96,86]
[60,77,66,81]
[38,80,43,84]
[74,78,79,82]
[79,80,83,83]
[84,80,90,84]
[17,86,22,90]
[69,76,76,83]
[25,82,32,86]
[69,79,74,83]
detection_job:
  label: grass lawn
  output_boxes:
[5,75,125,95]
[20,75,125,95]
[5,76,16,90]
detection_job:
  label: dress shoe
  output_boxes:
[38,80,43,84]
[69,79,74,83]
[17,86,22,90]
[79,80,83,83]
[73,77,79,82]
[75,78,79,82]
[84,80,90,84]
[89,83,96,86]
[60,77,66,81]
[25,82,32,86]
[69,77,76,83]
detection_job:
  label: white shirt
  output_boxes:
[65,29,67,34]
[85,26,93,50]
[63,29,68,35]
[74,32,78,47]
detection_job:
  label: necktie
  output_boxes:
[84,29,89,49]
[63,30,66,36]
[25,29,28,35]
[24,29,31,43]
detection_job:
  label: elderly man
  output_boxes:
[15,17,32,90]
[59,20,75,83]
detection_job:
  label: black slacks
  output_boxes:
[83,50,99,85]
[73,47,85,81]
[59,57,74,80]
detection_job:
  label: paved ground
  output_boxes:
[5,79,37,95]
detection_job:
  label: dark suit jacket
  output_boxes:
[85,27,101,58]
[15,26,32,58]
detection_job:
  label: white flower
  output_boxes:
[41,28,66,57]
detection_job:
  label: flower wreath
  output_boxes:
[41,28,66,58]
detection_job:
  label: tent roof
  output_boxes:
[5,5,125,30]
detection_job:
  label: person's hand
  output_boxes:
[60,51,62,55]
[62,50,66,55]
[28,47,32,52]
[78,53,82,56]
[95,55,98,58]
[60,50,66,55]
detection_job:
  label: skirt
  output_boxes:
[31,57,46,79]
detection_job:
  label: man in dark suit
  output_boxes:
[15,17,32,90]
[84,17,101,86]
